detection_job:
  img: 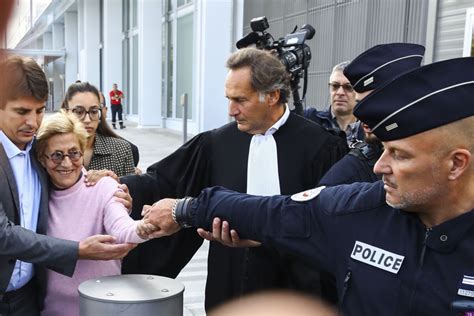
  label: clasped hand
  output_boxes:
[135,198,261,248]
[135,198,181,239]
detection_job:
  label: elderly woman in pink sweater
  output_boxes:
[35,112,149,316]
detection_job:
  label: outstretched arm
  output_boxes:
[1,203,136,276]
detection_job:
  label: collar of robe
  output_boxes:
[246,105,289,196]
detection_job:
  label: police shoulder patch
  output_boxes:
[291,186,326,202]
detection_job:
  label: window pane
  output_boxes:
[131,0,138,28]
[132,35,139,114]
[166,21,174,117]
[175,13,193,119]
[122,38,129,113]
[161,23,167,118]
[122,0,129,32]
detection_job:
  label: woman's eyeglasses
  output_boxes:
[44,150,83,164]
[71,106,102,121]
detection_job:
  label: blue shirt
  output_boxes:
[0,131,41,291]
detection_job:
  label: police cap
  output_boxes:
[354,57,474,141]
[344,43,425,92]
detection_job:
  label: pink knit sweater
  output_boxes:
[41,172,146,316]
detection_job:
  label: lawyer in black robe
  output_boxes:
[121,111,347,309]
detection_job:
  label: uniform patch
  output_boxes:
[291,186,326,202]
[458,275,474,298]
[363,76,374,87]
[385,122,398,131]
[350,241,404,274]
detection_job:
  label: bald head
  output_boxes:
[209,291,336,316]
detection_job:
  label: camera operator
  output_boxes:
[120,47,347,311]
[304,61,364,146]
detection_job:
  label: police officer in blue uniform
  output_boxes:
[320,43,425,186]
[141,57,474,316]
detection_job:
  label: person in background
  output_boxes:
[0,55,134,316]
[304,61,364,146]
[109,83,125,130]
[100,89,140,170]
[35,112,149,316]
[61,82,135,177]
[319,43,425,186]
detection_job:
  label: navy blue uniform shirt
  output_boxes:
[188,182,474,315]
[319,142,382,186]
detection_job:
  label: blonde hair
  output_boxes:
[36,110,89,159]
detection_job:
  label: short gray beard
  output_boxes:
[386,168,445,211]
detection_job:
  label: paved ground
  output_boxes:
[115,119,208,316]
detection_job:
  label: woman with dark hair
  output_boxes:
[61,82,135,177]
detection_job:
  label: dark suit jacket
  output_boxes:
[0,142,78,301]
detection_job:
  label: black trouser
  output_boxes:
[111,104,123,126]
[0,281,39,316]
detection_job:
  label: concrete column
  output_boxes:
[43,32,54,111]
[195,0,233,132]
[80,0,101,86]
[64,11,78,87]
[137,0,162,127]
[43,32,52,49]
[103,0,123,111]
[52,23,65,110]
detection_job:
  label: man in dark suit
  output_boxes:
[0,56,135,315]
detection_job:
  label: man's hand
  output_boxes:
[114,184,132,212]
[78,235,136,260]
[85,169,119,186]
[141,198,181,238]
[197,217,261,248]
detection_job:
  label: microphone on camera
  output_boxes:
[236,32,260,49]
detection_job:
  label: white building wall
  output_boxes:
[137,0,162,127]
[79,0,101,85]
[431,0,474,61]
[195,0,235,132]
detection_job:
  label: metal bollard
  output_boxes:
[78,274,184,316]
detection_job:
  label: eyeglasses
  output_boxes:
[71,106,102,121]
[44,150,83,164]
[328,82,354,93]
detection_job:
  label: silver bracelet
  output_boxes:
[171,199,179,224]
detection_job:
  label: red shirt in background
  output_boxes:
[110,89,123,105]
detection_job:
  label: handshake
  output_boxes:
[134,198,261,248]
[135,198,181,240]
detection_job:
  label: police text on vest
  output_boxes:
[351,241,404,274]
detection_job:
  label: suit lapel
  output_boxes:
[30,144,49,234]
[0,142,21,217]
